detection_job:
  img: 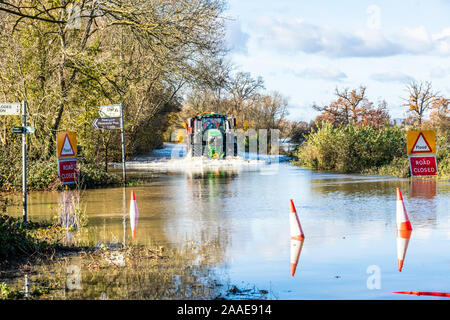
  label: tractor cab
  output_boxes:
[185,112,237,158]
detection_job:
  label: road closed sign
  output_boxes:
[409,155,438,177]
[407,130,438,177]
[58,159,78,184]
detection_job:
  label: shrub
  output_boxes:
[433,124,449,178]
[0,154,121,191]
[294,122,406,173]
[28,160,59,190]
[363,156,410,178]
[0,148,21,191]
[0,214,55,260]
[78,162,121,188]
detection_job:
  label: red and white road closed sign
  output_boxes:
[58,159,78,184]
[409,155,438,177]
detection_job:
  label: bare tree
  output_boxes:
[279,120,310,143]
[251,91,288,129]
[227,71,264,122]
[403,81,440,126]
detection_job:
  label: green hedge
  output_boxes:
[293,122,406,173]
[78,162,121,187]
[293,122,450,178]
[0,157,120,191]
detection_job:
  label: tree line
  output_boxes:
[291,81,449,177]
[0,0,292,171]
[168,65,289,135]
[286,81,449,144]
[0,0,228,166]
[0,0,448,185]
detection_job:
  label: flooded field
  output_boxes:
[3,145,450,299]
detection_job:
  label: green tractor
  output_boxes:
[185,112,238,159]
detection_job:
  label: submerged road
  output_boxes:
[6,143,450,299]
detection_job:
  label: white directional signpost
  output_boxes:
[93,103,126,183]
[93,117,121,130]
[0,102,21,115]
[98,105,122,118]
[2,101,32,225]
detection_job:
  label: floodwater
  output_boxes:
[4,144,450,299]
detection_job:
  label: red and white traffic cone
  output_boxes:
[130,190,139,240]
[396,188,412,272]
[290,199,305,277]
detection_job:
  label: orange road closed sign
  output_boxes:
[57,131,77,159]
[407,130,436,155]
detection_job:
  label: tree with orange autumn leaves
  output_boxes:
[313,85,390,128]
[429,97,449,129]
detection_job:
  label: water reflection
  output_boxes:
[24,274,29,298]
[396,188,413,272]
[129,190,139,240]
[176,168,235,267]
[310,175,410,198]
[122,187,126,247]
[410,179,437,199]
[397,229,412,272]
[289,200,305,277]
[290,239,304,277]
[58,191,78,228]
[3,162,450,299]
[58,190,85,246]
[407,180,438,228]
[186,169,238,200]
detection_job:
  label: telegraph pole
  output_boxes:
[22,100,27,225]
[120,103,126,184]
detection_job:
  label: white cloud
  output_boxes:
[289,67,347,81]
[430,66,450,78]
[256,17,323,53]
[432,27,450,55]
[398,26,433,54]
[252,16,450,58]
[369,71,415,83]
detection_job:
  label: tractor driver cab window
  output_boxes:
[202,118,224,131]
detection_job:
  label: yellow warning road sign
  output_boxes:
[57,131,77,159]
[407,130,436,155]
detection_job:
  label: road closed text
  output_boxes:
[58,159,78,184]
[409,155,438,177]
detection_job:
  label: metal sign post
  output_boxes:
[120,103,126,184]
[22,101,27,225]
[94,103,126,184]
[5,100,31,225]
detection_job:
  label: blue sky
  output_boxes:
[224,0,450,121]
